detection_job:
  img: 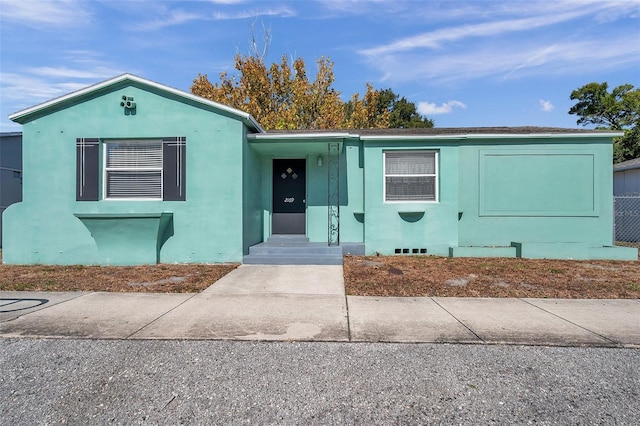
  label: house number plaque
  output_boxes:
[284,197,295,203]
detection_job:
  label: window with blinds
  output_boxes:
[76,137,186,201]
[105,140,163,199]
[384,151,438,202]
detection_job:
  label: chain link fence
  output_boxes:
[614,195,640,242]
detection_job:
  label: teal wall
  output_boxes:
[357,136,628,259]
[457,139,613,247]
[259,155,272,240]
[242,127,264,255]
[249,138,364,244]
[306,154,328,242]
[4,76,629,263]
[363,142,459,256]
[306,140,364,244]
[3,81,248,265]
[338,141,365,244]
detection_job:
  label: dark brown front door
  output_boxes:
[272,159,306,234]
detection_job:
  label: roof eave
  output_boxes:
[249,130,624,142]
[248,132,356,140]
[359,132,624,141]
[8,73,265,133]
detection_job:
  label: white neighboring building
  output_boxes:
[614,158,640,196]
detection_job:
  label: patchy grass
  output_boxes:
[2,245,639,298]
[0,251,238,293]
[344,255,640,299]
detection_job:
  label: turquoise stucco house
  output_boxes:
[4,74,637,265]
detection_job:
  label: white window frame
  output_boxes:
[383,150,439,203]
[103,139,163,200]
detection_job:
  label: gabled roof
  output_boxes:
[8,73,264,133]
[614,157,640,172]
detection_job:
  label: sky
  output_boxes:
[1,0,639,132]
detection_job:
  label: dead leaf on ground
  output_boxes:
[343,251,640,299]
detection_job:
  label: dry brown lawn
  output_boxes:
[344,254,640,299]
[1,245,639,298]
[0,258,238,293]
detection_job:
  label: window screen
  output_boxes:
[385,151,437,201]
[105,140,163,199]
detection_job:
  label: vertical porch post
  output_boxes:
[327,142,340,246]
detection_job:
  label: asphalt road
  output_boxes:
[1,339,638,425]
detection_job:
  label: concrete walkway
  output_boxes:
[1,265,639,348]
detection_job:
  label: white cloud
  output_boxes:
[133,4,295,31]
[0,0,92,28]
[367,36,639,85]
[358,0,629,58]
[320,0,639,23]
[357,0,639,85]
[539,99,554,112]
[316,0,403,16]
[1,57,128,113]
[133,9,209,31]
[0,72,87,103]
[27,66,122,80]
[360,11,584,56]
[417,100,466,115]
[211,6,296,20]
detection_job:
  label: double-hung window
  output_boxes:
[384,151,438,202]
[76,137,186,201]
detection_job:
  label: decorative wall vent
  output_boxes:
[394,248,427,255]
[120,95,136,115]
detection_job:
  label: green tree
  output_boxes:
[192,54,346,130]
[344,83,390,129]
[569,82,640,162]
[193,53,406,130]
[346,88,434,129]
[388,95,434,128]
[192,28,434,131]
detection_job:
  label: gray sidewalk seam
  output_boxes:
[345,295,352,342]
[430,297,485,343]
[519,298,621,346]
[125,292,201,339]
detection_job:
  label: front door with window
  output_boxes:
[272,159,306,234]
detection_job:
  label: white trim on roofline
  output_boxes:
[8,73,265,133]
[359,132,624,140]
[249,131,623,142]
[248,132,356,140]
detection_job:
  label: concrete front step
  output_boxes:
[245,236,344,265]
[243,254,343,265]
[249,242,342,256]
[265,235,309,243]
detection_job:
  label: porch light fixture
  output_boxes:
[317,156,323,167]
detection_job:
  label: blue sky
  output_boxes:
[1,0,639,132]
